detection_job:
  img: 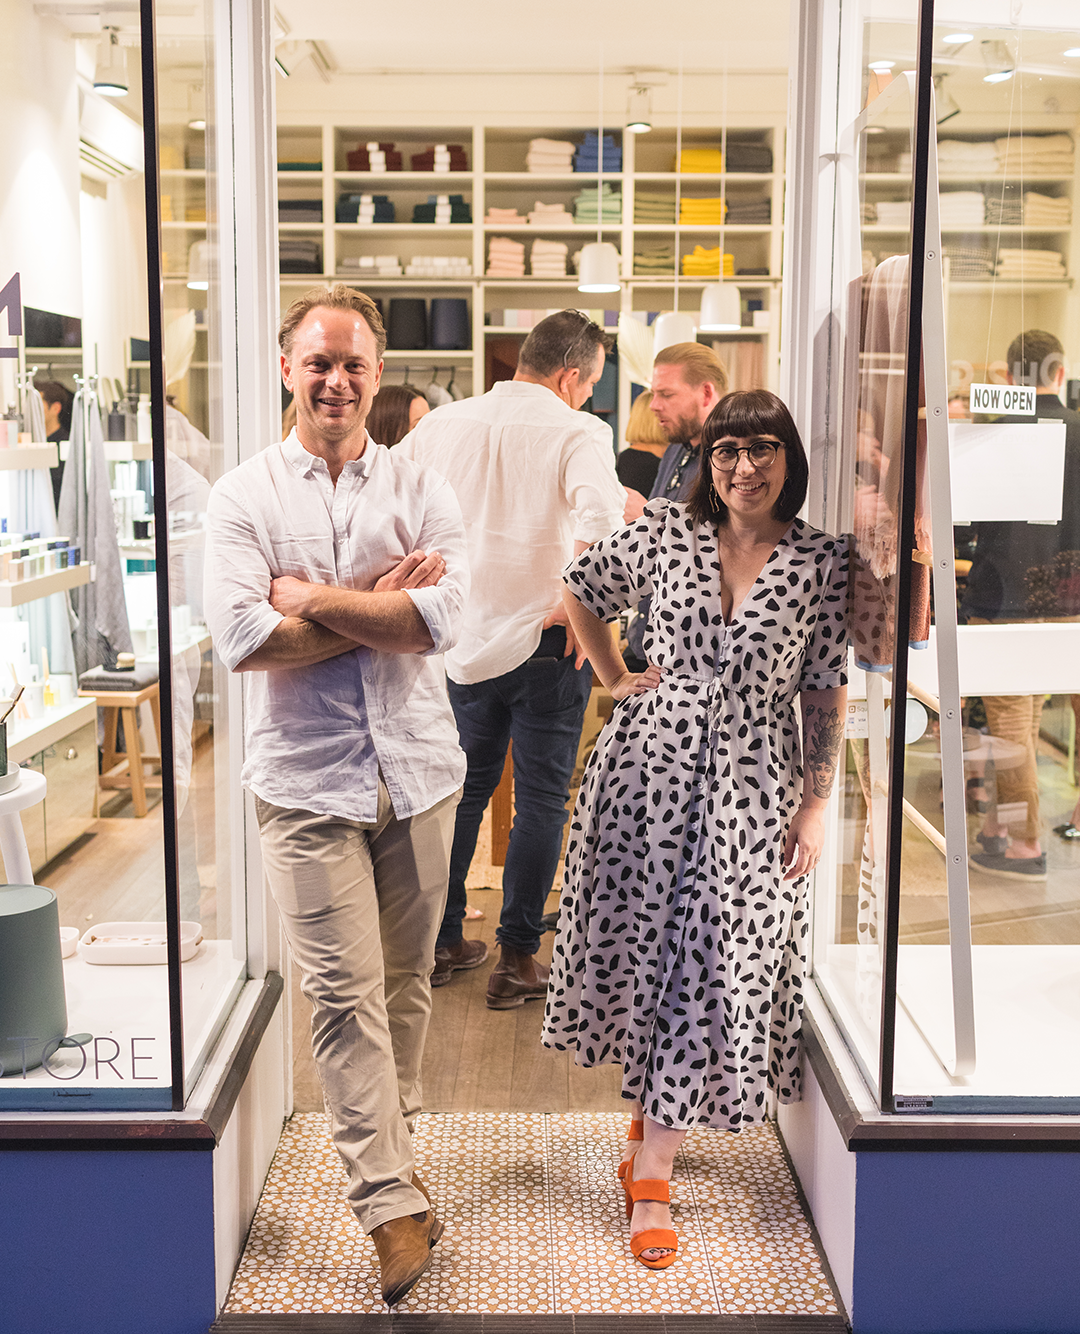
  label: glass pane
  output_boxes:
[155,3,247,1096]
[890,13,1080,1110]
[810,14,921,1100]
[0,2,172,1107]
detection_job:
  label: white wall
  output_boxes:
[80,173,150,390]
[0,0,82,324]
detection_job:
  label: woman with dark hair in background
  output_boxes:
[542,389,849,1269]
[367,383,429,447]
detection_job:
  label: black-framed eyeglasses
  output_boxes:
[706,440,783,471]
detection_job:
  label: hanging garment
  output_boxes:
[15,387,76,679]
[57,388,133,675]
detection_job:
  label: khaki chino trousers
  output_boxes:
[255,781,459,1233]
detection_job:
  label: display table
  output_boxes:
[0,767,47,884]
[77,682,162,818]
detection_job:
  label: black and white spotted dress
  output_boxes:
[541,501,849,1132]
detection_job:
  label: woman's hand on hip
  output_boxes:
[609,663,663,702]
[783,805,826,881]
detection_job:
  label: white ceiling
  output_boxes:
[273,0,792,75]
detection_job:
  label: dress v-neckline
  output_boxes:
[715,519,798,626]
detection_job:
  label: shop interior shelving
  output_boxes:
[270,118,787,418]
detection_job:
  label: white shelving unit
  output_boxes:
[271,118,787,421]
[0,444,58,469]
[861,119,1079,378]
[0,562,92,609]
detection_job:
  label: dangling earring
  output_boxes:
[710,482,721,510]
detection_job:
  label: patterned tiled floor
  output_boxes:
[226,1113,840,1318]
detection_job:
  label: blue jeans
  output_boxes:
[439,627,592,956]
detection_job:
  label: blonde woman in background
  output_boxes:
[617,393,669,499]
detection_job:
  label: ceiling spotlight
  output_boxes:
[868,60,895,73]
[188,118,206,131]
[94,27,128,97]
[1065,48,1080,58]
[626,85,652,135]
[982,39,1014,84]
[942,32,974,44]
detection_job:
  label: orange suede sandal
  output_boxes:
[626,1159,678,1270]
[617,1118,645,1217]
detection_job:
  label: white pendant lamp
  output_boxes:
[579,43,621,297]
[652,310,698,356]
[697,283,741,332]
[94,27,128,97]
[578,241,621,293]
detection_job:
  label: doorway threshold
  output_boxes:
[218,1113,845,1326]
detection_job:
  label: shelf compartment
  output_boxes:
[381,349,471,360]
[0,562,92,608]
[334,223,473,234]
[333,171,473,183]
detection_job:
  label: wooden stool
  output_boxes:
[77,682,162,817]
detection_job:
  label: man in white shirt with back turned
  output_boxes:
[204,285,468,1307]
[396,309,625,1008]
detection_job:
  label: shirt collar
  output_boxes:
[281,427,376,478]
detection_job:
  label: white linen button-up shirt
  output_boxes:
[395,380,625,684]
[204,430,468,822]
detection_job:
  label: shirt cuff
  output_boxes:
[572,506,625,545]
[215,602,284,671]
[406,586,456,657]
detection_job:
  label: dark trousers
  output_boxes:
[438,627,592,956]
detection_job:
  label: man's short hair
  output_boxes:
[279,283,387,361]
[1007,329,1065,388]
[652,341,729,396]
[518,309,613,378]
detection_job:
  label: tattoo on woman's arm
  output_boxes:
[805,704,844,799]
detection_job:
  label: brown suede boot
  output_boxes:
[485,943,550,1010]
[370,1209,440,1305]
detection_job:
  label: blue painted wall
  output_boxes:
[1,1148,216,1334]
[853,1150,1080,1334]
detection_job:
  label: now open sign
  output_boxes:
[969,383,1036,415]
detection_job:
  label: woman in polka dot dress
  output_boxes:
[541,390,849,1268]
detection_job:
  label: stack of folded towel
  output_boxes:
[410,144,469,172]
[995,134,1074,175]
[526,138,575,172]
[995,247,1066,280]
[528,201,574,226]
[337,193,395,224]
[634,191,677,224]
[345,142,403,172]
[874,200,911,228]
[681,246,734,276]
[939,190,988,228]
[935,139,999,174]
[984,185,1024,226]
[679,196,726,226]
[1023,191,1071,225]
[633,240,675,275]
[279,238,322,273]
[411,194,471,224]
[530,239,569,276]
[726,197,771,224]
[404,255,472,278]
[574,183,621,224]
[278,199,322,223]
[725,142,773,173]
[337,255,403,277]
[942,244,994,279]
[676,147,724,173]
[484,206,526,225]
[574,132,622,172]
[487,236,526,277]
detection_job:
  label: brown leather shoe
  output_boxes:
[485,943,550,1010]
[431,937,489,987]
[370,1209,440,1305]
